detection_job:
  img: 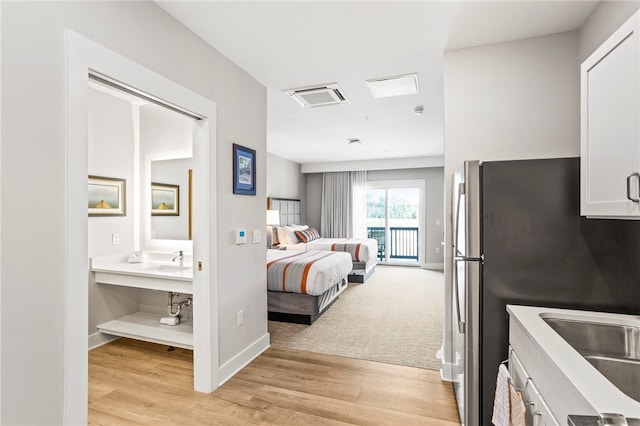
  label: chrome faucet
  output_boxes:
[172,250,184,266]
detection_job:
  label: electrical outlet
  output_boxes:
[237,310,244,326]
[436,247,440,254]
[112,233,120,245]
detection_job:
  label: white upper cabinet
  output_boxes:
[581,10,640,218]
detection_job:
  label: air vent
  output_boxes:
[286,83,349,108]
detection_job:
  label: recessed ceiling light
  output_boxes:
[366,73,419,98]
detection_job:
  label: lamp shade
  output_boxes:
[266,210,280,226]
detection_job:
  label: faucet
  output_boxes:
[172,250,184,266]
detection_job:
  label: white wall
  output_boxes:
[87,88,139,339]
[579,0,640,62]
[441,30,580,371]
[1,2,267,424]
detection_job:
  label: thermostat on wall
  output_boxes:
[236,229,247,245]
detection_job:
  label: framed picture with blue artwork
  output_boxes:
[233,143,256,195]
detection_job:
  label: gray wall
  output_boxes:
[305,167,445,268]
[306,173,323,231]
[267,153,307,223]
[1,2,267,424]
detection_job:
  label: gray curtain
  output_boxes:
[320,171,367,238]
[351,171,367,238]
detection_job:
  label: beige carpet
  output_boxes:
[268,265,444,370]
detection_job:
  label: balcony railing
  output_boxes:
[367,226,419,262]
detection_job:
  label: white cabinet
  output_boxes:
[581,10,640,218]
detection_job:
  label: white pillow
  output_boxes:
[289,224,309,231]
[284,226,301,244]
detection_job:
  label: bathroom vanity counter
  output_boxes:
[91,253,193,294]
[91,253,194,350]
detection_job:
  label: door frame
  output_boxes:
[65,30,218,424]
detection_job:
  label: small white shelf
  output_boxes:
[97,311,193,350]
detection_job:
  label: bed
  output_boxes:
[268,197,377,283]
[267,249,352,324]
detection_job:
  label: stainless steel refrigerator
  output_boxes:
[449,158,640,426]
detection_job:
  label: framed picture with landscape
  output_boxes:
[233,143,256,195]
[151,182,180,216]
[88,175,126,217]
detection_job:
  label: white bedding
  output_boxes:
[266,249,352,296]
[278,238,378,263]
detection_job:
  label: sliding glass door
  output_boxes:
[366,183,422,265]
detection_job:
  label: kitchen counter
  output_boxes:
[507,305,640,421]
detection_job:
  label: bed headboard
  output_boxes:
[267,197,301,226]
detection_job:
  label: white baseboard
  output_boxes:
[440,361,455,382]
[424,263,444,271]
[88,332,120,350]
[218,333,270,386]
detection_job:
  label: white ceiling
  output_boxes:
[157,1,599,166]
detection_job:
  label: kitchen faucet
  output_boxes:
[172,250,184,266]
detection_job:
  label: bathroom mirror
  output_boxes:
[138,101,194,248]
[149,157,193,241]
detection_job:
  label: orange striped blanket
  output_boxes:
[309,238,378,262]
[266,250,352,296]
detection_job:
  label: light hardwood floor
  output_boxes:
[89,338,461,425]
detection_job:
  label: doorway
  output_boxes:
[66,31,218,423]
[366,180,424,266]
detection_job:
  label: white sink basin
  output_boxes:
[145,264,191,273]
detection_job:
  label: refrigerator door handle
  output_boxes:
[626,172,640,203]
[455,255,484,263]
[453,256,484,334]
[453,257,465,333]
[454,182,464,257]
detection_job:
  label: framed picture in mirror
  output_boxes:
[151,182,180,216]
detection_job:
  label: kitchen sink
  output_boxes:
[542,316,640,402]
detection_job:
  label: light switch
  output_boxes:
[253,230,261,244]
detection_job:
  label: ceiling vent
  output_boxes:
[286,83,349,108]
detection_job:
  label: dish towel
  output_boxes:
[509,382,526,426]
[492,364,511,426]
